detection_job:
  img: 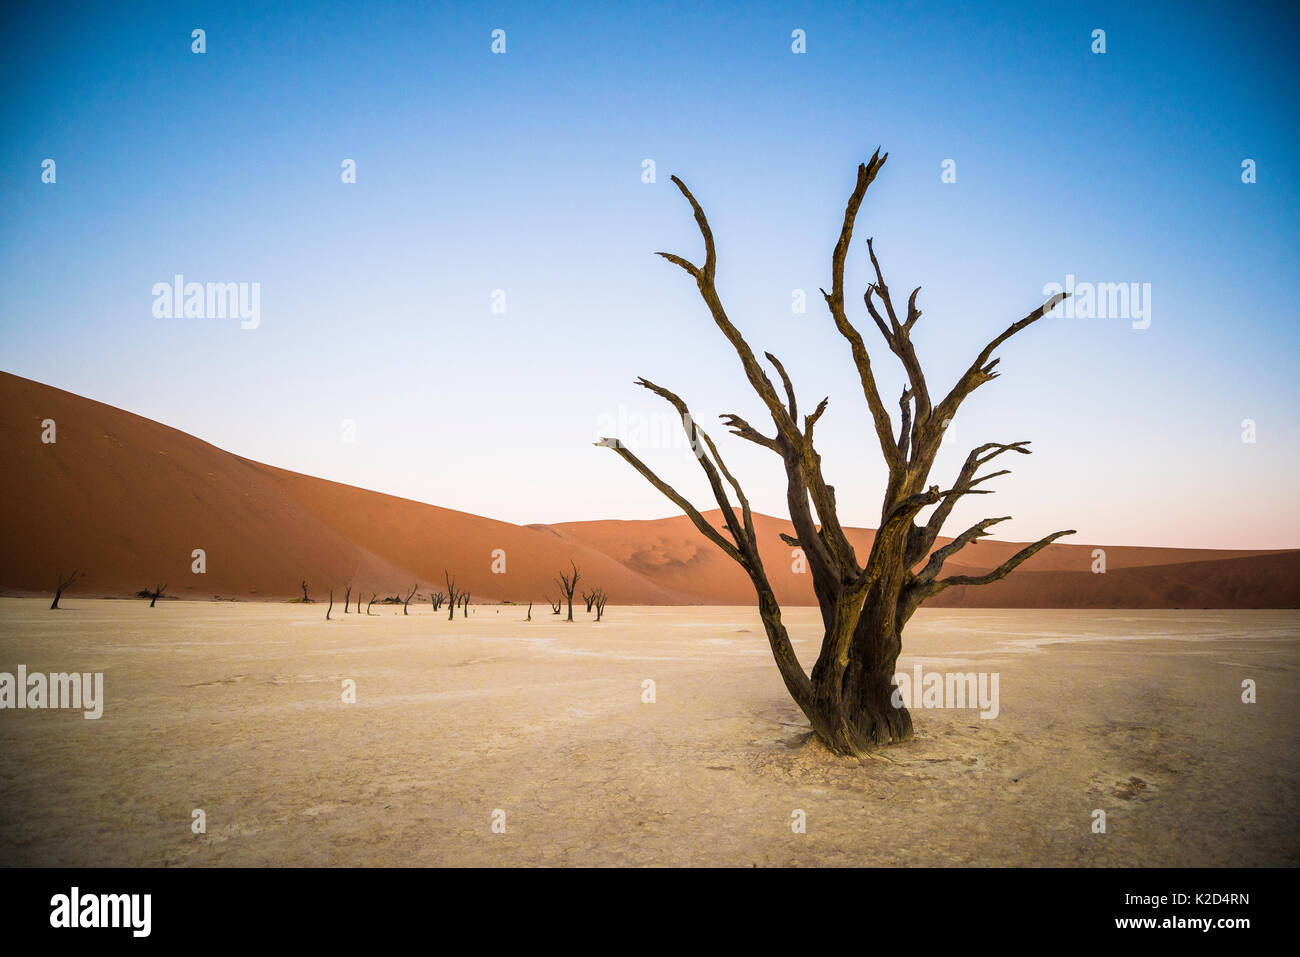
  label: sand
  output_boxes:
[0,599,1295,866]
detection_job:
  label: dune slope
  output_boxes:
[1,371,1295,607]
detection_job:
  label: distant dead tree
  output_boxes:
[463,592,470,617]
[344,582,352,614]
[50,569,83,610]
[593,588,608,622]
[326,588,334,620]
[403,584,418,615]
[430,591,446,612]
[366,593,377,615]
[599,150,1073,755]
[581,589,596,613]
[545,594,561,615]
[444,572,458,621]
[525,600,532,621]
[555,560,580,622]
[139,583,167,608]
[300,580,310,602]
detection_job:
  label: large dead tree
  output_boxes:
[599,151,1073,756]
[50,569,83,610]
[555,561,580,622]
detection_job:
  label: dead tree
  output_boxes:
[444,572,457,621]
[599,151,1073,755]
[430,591,445,612]
[344,582,352,614]
[555,560,580,622]
[545,594,562,615]
[301,580,310,602]
[525,600,532,621]
[593,588,608,622]
[326,588,334,620]
[403,584,418,615]
[50,569,83,610]
[140,583,167,608]
[366,593,377,615]
[581,589,596,613]
[463,592,470,617]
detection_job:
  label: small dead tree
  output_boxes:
[50,569,83,610]
[140,583,167,608]
[581,589,596,613]
[555,560,580,622]
[300,580,310,602]
[463,592,470,617]
[366,593,377,615]
[344,582,352,614]
[525,600,532,621]
[326,588,334,620]
[404,584,418,615]
[545,594,562,615]
[444,572,457,621]
[593,588,608,622]
[430,591,445,612]
[600,150,1073,755]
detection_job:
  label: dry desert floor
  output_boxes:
[0,599,1296,866]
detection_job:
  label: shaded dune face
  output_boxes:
[1,370,1296,607]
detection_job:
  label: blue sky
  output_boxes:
[2,1,1297,547]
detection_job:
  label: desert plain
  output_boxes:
[0,599,1294,867]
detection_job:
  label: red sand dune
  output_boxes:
[1,371,1296,608]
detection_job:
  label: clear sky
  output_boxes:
[2,1,1297,548]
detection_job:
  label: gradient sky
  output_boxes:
[2,1,1297,548]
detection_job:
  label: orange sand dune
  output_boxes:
[1,371,1296,607]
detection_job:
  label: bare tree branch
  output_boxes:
[915,529,1077,599]
[817,151,901,470]
[925,294,1069,454]
[907,441,1032,565]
